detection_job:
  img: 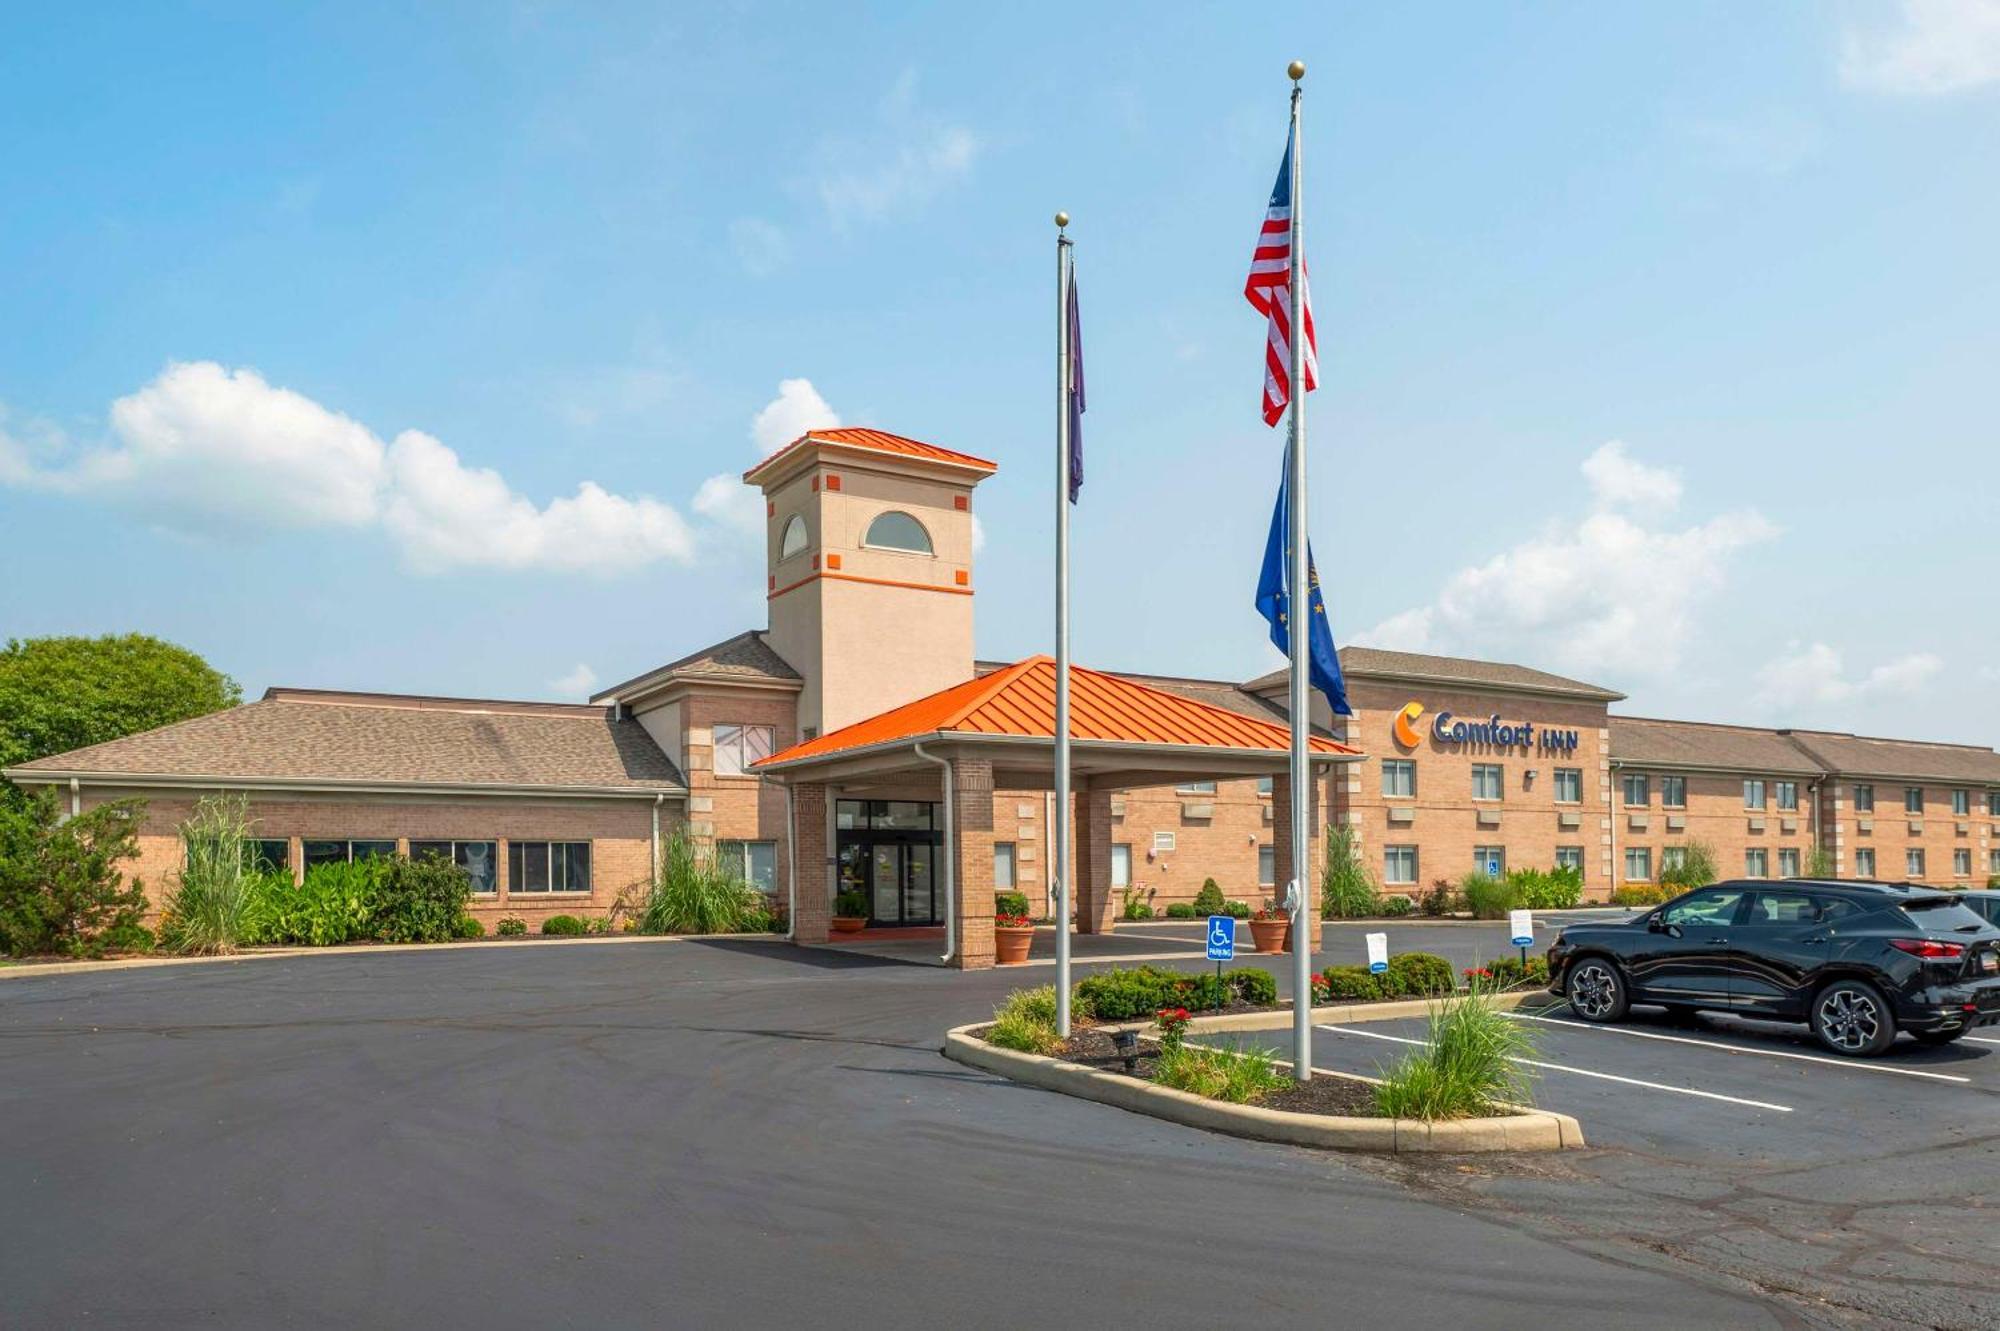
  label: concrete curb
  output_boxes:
[942,1020,1584,1153]
[0,931,785,981]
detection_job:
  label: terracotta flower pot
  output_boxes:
[831,916,867,935]
[993,923,1035,965]
[1248,917,1289,953]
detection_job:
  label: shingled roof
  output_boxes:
[6,690,686,793]
[1781,729,2000,785]
[1609,716,1825,776]
[592,630,801,704]
[1247,647,1625,702]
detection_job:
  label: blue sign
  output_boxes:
[1485,857,1501,877]
[1205,915,1236,962]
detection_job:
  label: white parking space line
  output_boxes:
[1506,1011,1973,1084]
[1963,1035,2000,1047]
[1313,1023,1794,1112]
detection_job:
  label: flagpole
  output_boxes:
[1054,210,1074,1039]
[1284,60,1313,1082]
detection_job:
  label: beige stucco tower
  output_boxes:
[745,428,997,738]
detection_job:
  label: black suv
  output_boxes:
[1547,879,2000,1055]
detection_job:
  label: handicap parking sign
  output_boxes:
[1205,915,1235,962]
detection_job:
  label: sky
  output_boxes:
[2,1,1997,743]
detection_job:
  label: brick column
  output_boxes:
[1072,785,1117,935]
[790,782,831,944]
[1272,771,1325,952]
[950,755,997,970]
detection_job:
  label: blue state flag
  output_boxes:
[1255,448,1351,717]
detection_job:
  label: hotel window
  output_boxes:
[1953,848,1972,878]
[1854,848,1876,877]
[1776,781,1798,812]
[1989,791,2000,816]
[1383,845,1418,886]
[1777,847,1800,878]
[1853,784,1874,813]
[1951,789,1970,816]
[1904,786,1924,814]
[1471,764,1503,801]
[1661,775,1686,808]
[1990,848,2000,875]
[1256,776,1273,796]
[249,839,291,873]
[862,510,933,554]
[1621,773,1649,807]
[718,840,778,892]
[1381,760,1416,798]
[713,723,776,777]
[1743,779,1766,810]
[1906,848,1925,878]
[1553,767,1582,803]
[1176,780,1217,795]
[778,514,808,561]
[508,841,592,893]
[992,842,1016,891]
[302,839,396,870]
[1745,848,1769,878]
[1153,831,1176,853]
[1555,846,1583,872]
[1472,846,1506,876]
[1110,844,1131,887]
[408,840,499,894]
[1624,847,1651,882]
[1661,846,1687,874]
[1258,844,1276,887]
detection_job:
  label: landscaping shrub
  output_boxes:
[1226,967,1277,1006]
[1313,965,1384,1002]
[1164,902,1196,919]
[1659,840,1718,892]
[1481,954,1550,988]
[1507,865,1582,910]
[640,827,763,933]
[986,985,1064,1054]
[1154,1041,1288,1103]
[1320,824,1379,918]
[1609,883,1669,907]
[1118,884,1156,920]
[454,916,485,939]
[834,889,868,919]
[1372,983,1538,1121]
[159,794,261,955]
[1192,878,1225,916]
[994,890,1031,918]
[1805,845,1836,879]
[1174,972,1229,1009]
[1075,965,1184,1020]
[737,894,785,934]
[1379,895,1415,918]
[1223,900,1251,919]
[496,916,527,936]
[0,786,149,958]
[372,852,473,943]
[248,859,383,947]
[1417,878,1460,917]
[1386,951,1455,997]
[1461,872,1519,920]
[541,914,586,936]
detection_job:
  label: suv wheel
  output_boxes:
[1811,980,1896,1056]
[1567,958,1628,1023]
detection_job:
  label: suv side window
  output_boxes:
[1662,889,1745,927]
[1744,891,1821,925]
[1814,897,1866,924]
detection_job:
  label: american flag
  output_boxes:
[1244,124,1317,427]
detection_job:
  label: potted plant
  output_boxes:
[832,890,869,934]
[993,889,1035,964]
[1247,899,1291,953]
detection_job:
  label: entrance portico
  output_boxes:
[756,657,1360,968]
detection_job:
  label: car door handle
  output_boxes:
[1704,937,1729,945]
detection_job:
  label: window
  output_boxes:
[1381,760,1416,798]
[1953,848,1971,878]
[1952,789,1970,816]
[249,839,290,873]
[1853,783,1874,813]
[1624,847,1651,882]
[1662,888,1745,927]
[1744,891,1820,926]
[1904,786,1924,814]
[718,840,778,891]
[1176,780,1217,795]
[1776,781,1798,812]
[1989,791,2000,817]
[1256,776,1273,796]
[836,800,934,830]
[1257,844,1275,887]
[408,840,499,894]
[1555,846,1583,872]
[863,510,933,554]
[1110,844,1131,887]
[1662,846,1688,873]
[1854,848,1876,878]
[1471,764,1503,801]
[1743,780,1766,810]
[1152,831,1175,853]
[1661,775,1686,808]
[1906,848,1925,878]
[1554,768,1582,803]
[1383,845,1418,885]
[992,842,1016,890]
[508,841,592,893]
[778,514,808,560]
[302,839,395,869]
[1622,773,1650,807]
[1473,846,1506,876]
[1990,848,2000,875]
[713,723,776,778]
[1745,848,1769,878]
[1777,847,1799,878]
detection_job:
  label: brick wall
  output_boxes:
[680,689,799,896]
[1825,780,1999,886]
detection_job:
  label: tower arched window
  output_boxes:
[863,510,933,555]
[779,514,808,560]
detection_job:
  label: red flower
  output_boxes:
[994,912,1033,928]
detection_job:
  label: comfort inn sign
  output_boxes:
[1393,701,1579,755]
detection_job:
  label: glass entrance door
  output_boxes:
[835,800,943,927]
[902,842,934,926]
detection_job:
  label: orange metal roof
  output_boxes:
[755,656,1359,768]
[742,427,999,483]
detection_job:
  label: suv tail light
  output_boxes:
[1888,938,1966,959]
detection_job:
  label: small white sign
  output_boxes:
[1509,908,1534,948]
[1365,931,1389,975]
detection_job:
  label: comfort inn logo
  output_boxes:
[1392,701,1426,749]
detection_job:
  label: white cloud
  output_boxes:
[1840,0,2000,95]
[1,361,695,575]
[1355,442,1777,678]
[1754,642,1944,710]
[728,218,789,277]
[692,470,766,541]
[815,70,978,228]
[548,663,599,699]
[970,513,986,555]
[750,377,839,455]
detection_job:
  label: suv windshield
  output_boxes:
[1897,899,1993,933]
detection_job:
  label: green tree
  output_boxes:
[1659,840,1719,891]
[1804,844,1836,878]
[0,787,150,957]
[0,634,241,770]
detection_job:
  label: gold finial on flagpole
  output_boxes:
[1288,59,1306,81]
[1054,210,1069,230]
